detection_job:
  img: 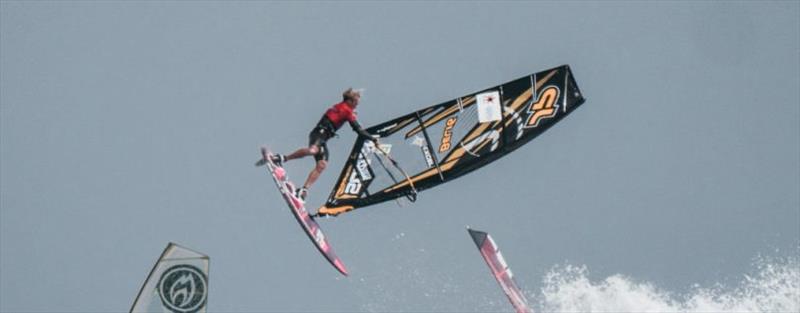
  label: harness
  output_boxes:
[316,116,339,139]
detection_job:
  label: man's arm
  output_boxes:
[349,120,378,143]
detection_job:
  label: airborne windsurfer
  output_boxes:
[257,88,377,201]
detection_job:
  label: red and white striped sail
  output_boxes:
[468,227,533,313]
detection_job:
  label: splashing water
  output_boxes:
[539,256,799,313]
[356,246,798,312]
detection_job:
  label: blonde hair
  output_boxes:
[342,88,361,101]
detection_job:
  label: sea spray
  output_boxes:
[538,255,798,312]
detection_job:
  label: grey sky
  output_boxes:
[1,1,798,312]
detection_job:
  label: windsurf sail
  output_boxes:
[317,65,585,216]
[130,243,210,313]
[468,227,533,313]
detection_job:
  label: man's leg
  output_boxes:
[296,141,327,200]
[285,145,319,161]
[302,159,327,191]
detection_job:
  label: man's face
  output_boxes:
[351,95,360,107]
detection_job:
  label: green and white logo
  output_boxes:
[158,264,207,313]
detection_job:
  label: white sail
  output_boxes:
[130,243,209,313]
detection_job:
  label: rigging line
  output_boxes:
[369,149,404,206]
[456,107,482,157]
[454,97,481,140]
[373,142,418,202]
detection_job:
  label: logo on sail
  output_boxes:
[158,264,208,313]
[525,86,560,128]
[439,117,458,152]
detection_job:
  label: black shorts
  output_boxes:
[308,118,335,161]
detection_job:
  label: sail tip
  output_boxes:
[467,227,487,246]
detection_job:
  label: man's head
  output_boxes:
[342,88,361,107]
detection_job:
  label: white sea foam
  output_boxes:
[538,256,799,313]
[357,251,798,312]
